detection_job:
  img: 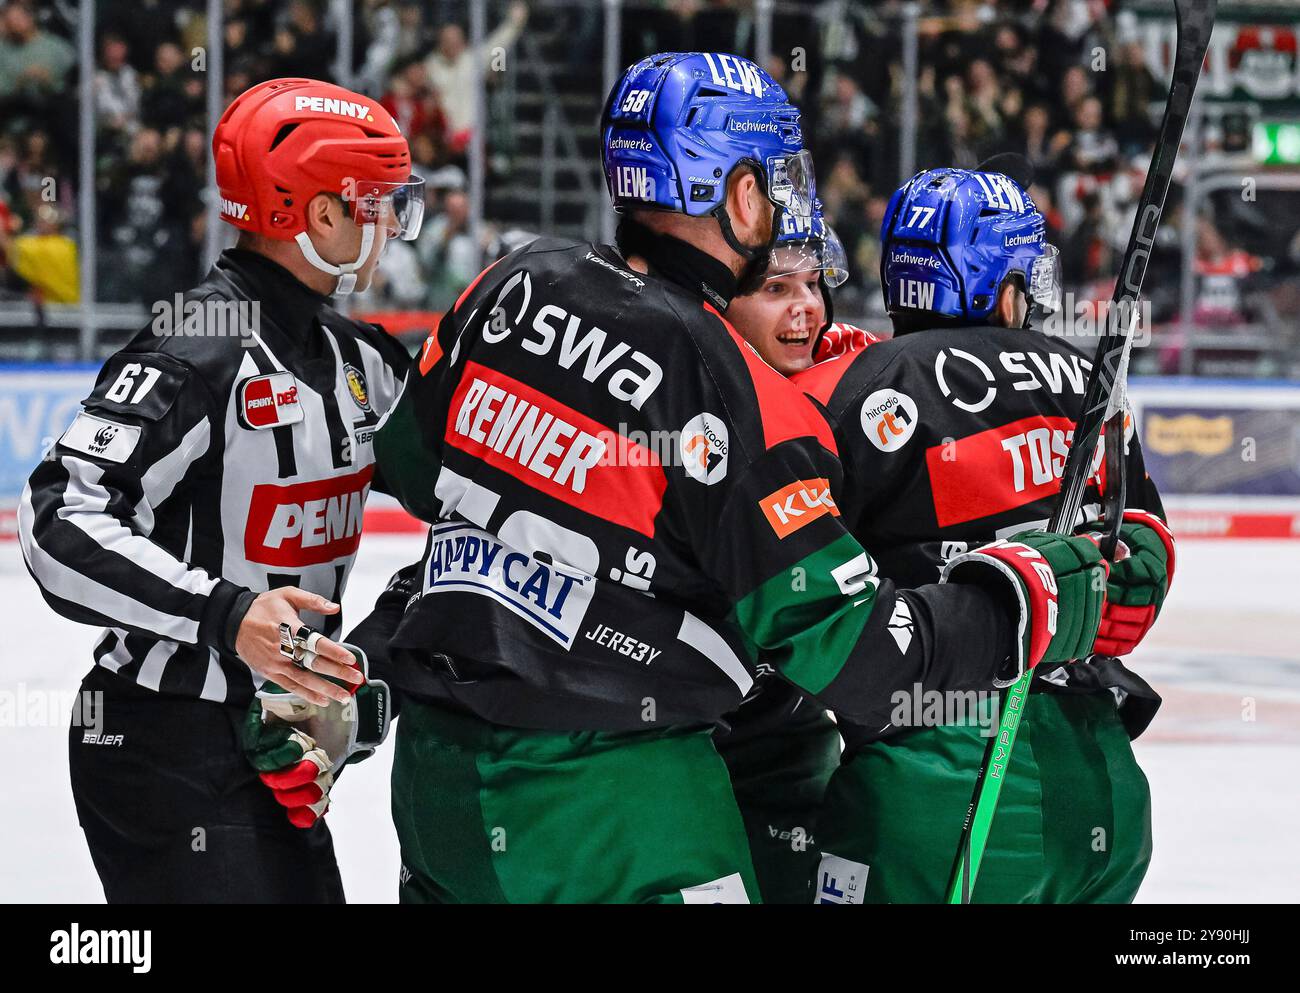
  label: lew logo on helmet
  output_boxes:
[220,198,249,221]
[971,171,1027,213]
[700,53,766,97]
[679,414,729,484]
[895,279,935,311]
[294,95,375,121]
[861,388,918,453]
[614,166,653,201]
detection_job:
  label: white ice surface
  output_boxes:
[1,535,1296,903]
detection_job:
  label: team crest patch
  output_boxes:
[345,364,371,412]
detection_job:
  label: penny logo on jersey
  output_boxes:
[239,372,303,429]
[245,465,375,566]
[679,413,729,484]
[860,389,918,452]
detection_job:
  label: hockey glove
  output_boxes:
[813,324,880,361]
[243,644,392,828]
[941,530,1108,687]
[1085,510,1177,657]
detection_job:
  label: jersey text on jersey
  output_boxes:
[447,361,668,537]
[926,414,1103,526]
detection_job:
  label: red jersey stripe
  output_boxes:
[703,302,838,456]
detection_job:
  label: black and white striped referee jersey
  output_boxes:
[19,249,410,704]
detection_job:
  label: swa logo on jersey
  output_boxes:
[245,466,374,566]
[700,53,767,97]
[679,413,729,484]
[860,389,918,453]
[760,478,839,539]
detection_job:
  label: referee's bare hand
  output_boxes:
[235,588,361,706]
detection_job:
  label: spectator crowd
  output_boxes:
[0,0,1295,374]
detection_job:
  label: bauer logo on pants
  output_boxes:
[861,389,918,452]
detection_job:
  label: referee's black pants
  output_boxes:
[68,666,345,904]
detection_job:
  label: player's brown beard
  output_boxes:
[735,206,778,295]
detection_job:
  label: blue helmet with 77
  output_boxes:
[879,167,1061,330]
[601,52,815,266]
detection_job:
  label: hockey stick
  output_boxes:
[944,0,1217,904]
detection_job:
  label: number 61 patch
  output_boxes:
[86,354,188,422]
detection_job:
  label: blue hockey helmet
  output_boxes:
[601,52,815,255]
[879,167,1061,324]
[771,200,849,288]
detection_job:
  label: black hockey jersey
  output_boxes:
[374,237,1022,732]
[794,322,1165,740]
[20,250,409,704]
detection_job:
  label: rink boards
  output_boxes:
[2,366,1298,539]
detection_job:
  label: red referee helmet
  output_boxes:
[213,78,425,293]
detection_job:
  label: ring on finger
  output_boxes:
[278,622,298,663]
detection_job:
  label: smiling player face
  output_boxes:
[728,250,826,376]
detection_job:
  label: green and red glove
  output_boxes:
[1087,509,1177,657]
[243,644,392,828]
[942,530,1109,685]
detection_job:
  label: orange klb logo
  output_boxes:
[760,478,839,539]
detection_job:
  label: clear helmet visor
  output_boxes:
[343,174,426,241]
[766,148,816,219]
[770,221,849,288]
[1028,243,1063,314]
